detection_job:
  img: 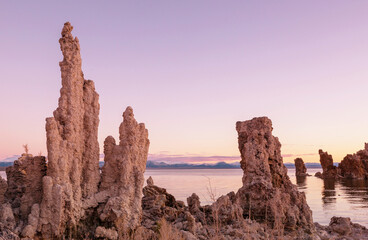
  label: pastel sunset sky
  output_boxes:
[1,1,367,164]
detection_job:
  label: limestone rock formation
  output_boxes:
[39,22,100,238]
[235,117,315,234]
[339,143,368,179]
[0,176,6,204]
[98,106,149,233]
[317,150,340,179]
[187,193,205,225]
[95,226,118,240]
[315,216,368,239]
[143,178,272,240]
[294,158,308,177]
[212,192,243,225]
[2,154,46,230]
[315,144,368,179]
[6,21,368,240]
[142,177,187,230]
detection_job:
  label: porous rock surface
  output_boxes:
[0,177,6,204]
[142,177,270,240]
[339,143,368,179]
[97,106,150,233]
[1,154,46,234]
[0,22,151,239]
[315,144,368,180]
[316,150,340,179]
[294,158,308,177]
[235,117,315,234]
[142,177,190,231]
[316,217,368,240]
[38,22,101,238]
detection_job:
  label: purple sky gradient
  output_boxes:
[1,1,368,163]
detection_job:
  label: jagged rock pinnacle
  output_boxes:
[236,117,315,233]
[39,22,100,238]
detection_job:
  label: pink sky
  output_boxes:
[1,1,368,163]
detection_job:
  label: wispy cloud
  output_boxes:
[147,152,318,164]
[282,153,317,158]
[148,153,240,164]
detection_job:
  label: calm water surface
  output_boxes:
[1,169,368,227]
[144,168,368,227]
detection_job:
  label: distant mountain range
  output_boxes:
[2,160,337,170]
[0,162,13,167]
[145,161,329,169]
[146,161,241,169]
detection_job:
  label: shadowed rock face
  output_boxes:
[318,150,339,179]
[316,144,368,179]
[339,144,368,179]
[39,22,100,238]
[0,177,6,204]
[235,117,315,233]
[98,106,149,233]
[4,154,46,224]
[294,158,307,177]
[142,177,198,234]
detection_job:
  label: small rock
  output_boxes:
[329,216,352,235]
[147,176,154,186]
[95,226,118,240]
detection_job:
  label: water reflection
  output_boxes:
[322,178,336,205]
[296,176,307,188]
[291,168,368,227]
[320,178,368,208]
[339,178,368,208]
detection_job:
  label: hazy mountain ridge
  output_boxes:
[1,160,336,170]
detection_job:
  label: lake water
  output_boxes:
[1,168,368,227]
[143,168,368,227]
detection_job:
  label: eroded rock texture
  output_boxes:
[235,117,315,234]
[316,216,368,240]
[0,176,6,204]
[294,158,308,177]
[143,177,272,240]
[3,154,46,228]
[39,22,100,238]
[317,150,339,179]
[97,106,150,234]
[142,177,188,231]
[339,143,368,179]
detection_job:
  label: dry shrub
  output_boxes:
[204,177,221,240]
[158,218,184,240]
[23,144,29,154]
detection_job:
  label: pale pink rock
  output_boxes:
[21,204,40,238]
[212,193,243,225]
[98,106,149,232]
[147,176,154,186]
[0,203,16,233]
[39,22,100,238]
[95,226,118,240]
[235,117,315,233]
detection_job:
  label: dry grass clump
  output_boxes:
[23,144,29,154]
[205,177,221,240]
[158,218,184,240]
